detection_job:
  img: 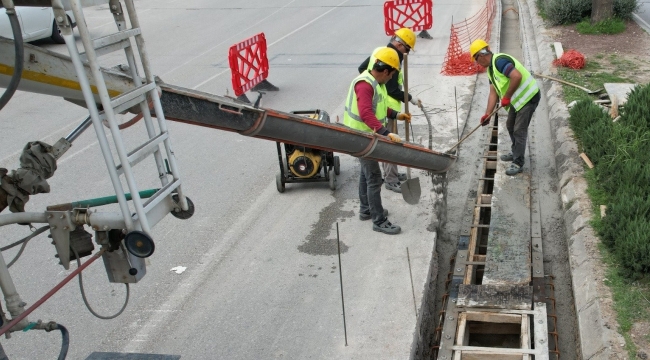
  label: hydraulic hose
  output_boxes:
[0,4,24,112]
[56,324,69,360]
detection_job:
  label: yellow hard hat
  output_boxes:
[394,27,416,50]
[374,47,400,71]
[469,39,489,61]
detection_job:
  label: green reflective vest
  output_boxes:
[367,46,403,112]
[343,71,388,133]
[487,53,539,111]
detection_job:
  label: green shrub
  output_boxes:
[542,0,639,25]
[543,0,591,25]
[568,83,650,278]
[614,0,639,20]
[577,17,626,34]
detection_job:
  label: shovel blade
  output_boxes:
[400,178,421,205]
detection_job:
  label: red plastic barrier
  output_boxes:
[383,0,433,36]
[441,0,496,76]
[228,33,270,97]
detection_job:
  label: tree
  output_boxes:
[592,0,614,23]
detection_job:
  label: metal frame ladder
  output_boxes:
[51,0,189,235]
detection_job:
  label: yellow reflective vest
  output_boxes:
[343,71,388,133]
[487,53,539,111]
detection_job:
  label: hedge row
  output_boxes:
[568,83,650,278]
[538,0,639,25]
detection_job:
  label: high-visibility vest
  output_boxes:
[343,71,388,133]
[487,53,539,111]
[367,46,403,112]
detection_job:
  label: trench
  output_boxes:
[415,0,580,359]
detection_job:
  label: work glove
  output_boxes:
[500,97,511,107]
[396,112,411,122]
[387,133,402,143]
[409,97,421,107]
[480,113,491,126]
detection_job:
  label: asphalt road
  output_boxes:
[635,0,650,33]
[0,1,480,359]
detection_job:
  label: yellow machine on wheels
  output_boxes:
[275,110,340,193]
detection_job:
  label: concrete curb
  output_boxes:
[523,1,627,358]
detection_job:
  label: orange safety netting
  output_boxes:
[552,49,585,69]
[441,0,496,76]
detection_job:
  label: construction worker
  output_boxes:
[358,27,420,193]
[344,47,411,235]
[470,39,540,176]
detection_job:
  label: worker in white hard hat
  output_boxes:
[344,47,411,235]
[358,27,420,193]
[469,39,540,176]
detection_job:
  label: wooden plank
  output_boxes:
[480,194,492,204]
[462,352,523,360]
[452,346,537,355]
[521,314,530,360]
[603,83,637,105]
[483,124,531,285]
[457,285,533,309]
[579,152,594,169]
[486,160,497,170]
[454,313,468,360]
[464,311,522,324]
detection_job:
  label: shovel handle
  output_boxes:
[403,53,409,143]
[447,105,500,152]
[532,72,594,93]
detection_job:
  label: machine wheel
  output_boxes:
[171,194,195,220]
[328,169,337,190]
[333,156,341,175]
[51,19,65,44]
[276,172,285,193]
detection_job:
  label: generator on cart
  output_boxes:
[275,110,341,193]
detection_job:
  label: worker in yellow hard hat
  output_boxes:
[469,39,540,176]
[344,47,410,235]
[358,27,419,193]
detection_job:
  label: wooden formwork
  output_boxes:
[435,118,549,359]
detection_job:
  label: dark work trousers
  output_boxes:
[381,118,399,184]
[506,91,540,167]
[358,157,387,225]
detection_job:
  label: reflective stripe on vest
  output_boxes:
[487,53,539,111]
[343,71,388,133]
[367,46,403,112]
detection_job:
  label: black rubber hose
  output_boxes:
[0,9,24,112]
[56,324,69,360]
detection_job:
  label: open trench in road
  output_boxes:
[414,1,580,359]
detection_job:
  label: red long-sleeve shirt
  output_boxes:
[354,81,398,136]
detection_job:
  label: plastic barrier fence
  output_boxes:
[228,33,270,97]
[441,0,496,76]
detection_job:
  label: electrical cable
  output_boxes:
[56,324,69,360]
[1,226,49,268]
[71,246,129,320]
[0,7,24,112]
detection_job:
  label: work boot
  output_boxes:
[505,163,523,175]
[500,152,514,161]
[373,219,401,235]
[359,209,388,221]
[397,172,407,181]
[385,182,402,193]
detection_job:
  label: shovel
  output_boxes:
[446,105,500,154]
[400,53,421,205]
[533,72,603,94]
